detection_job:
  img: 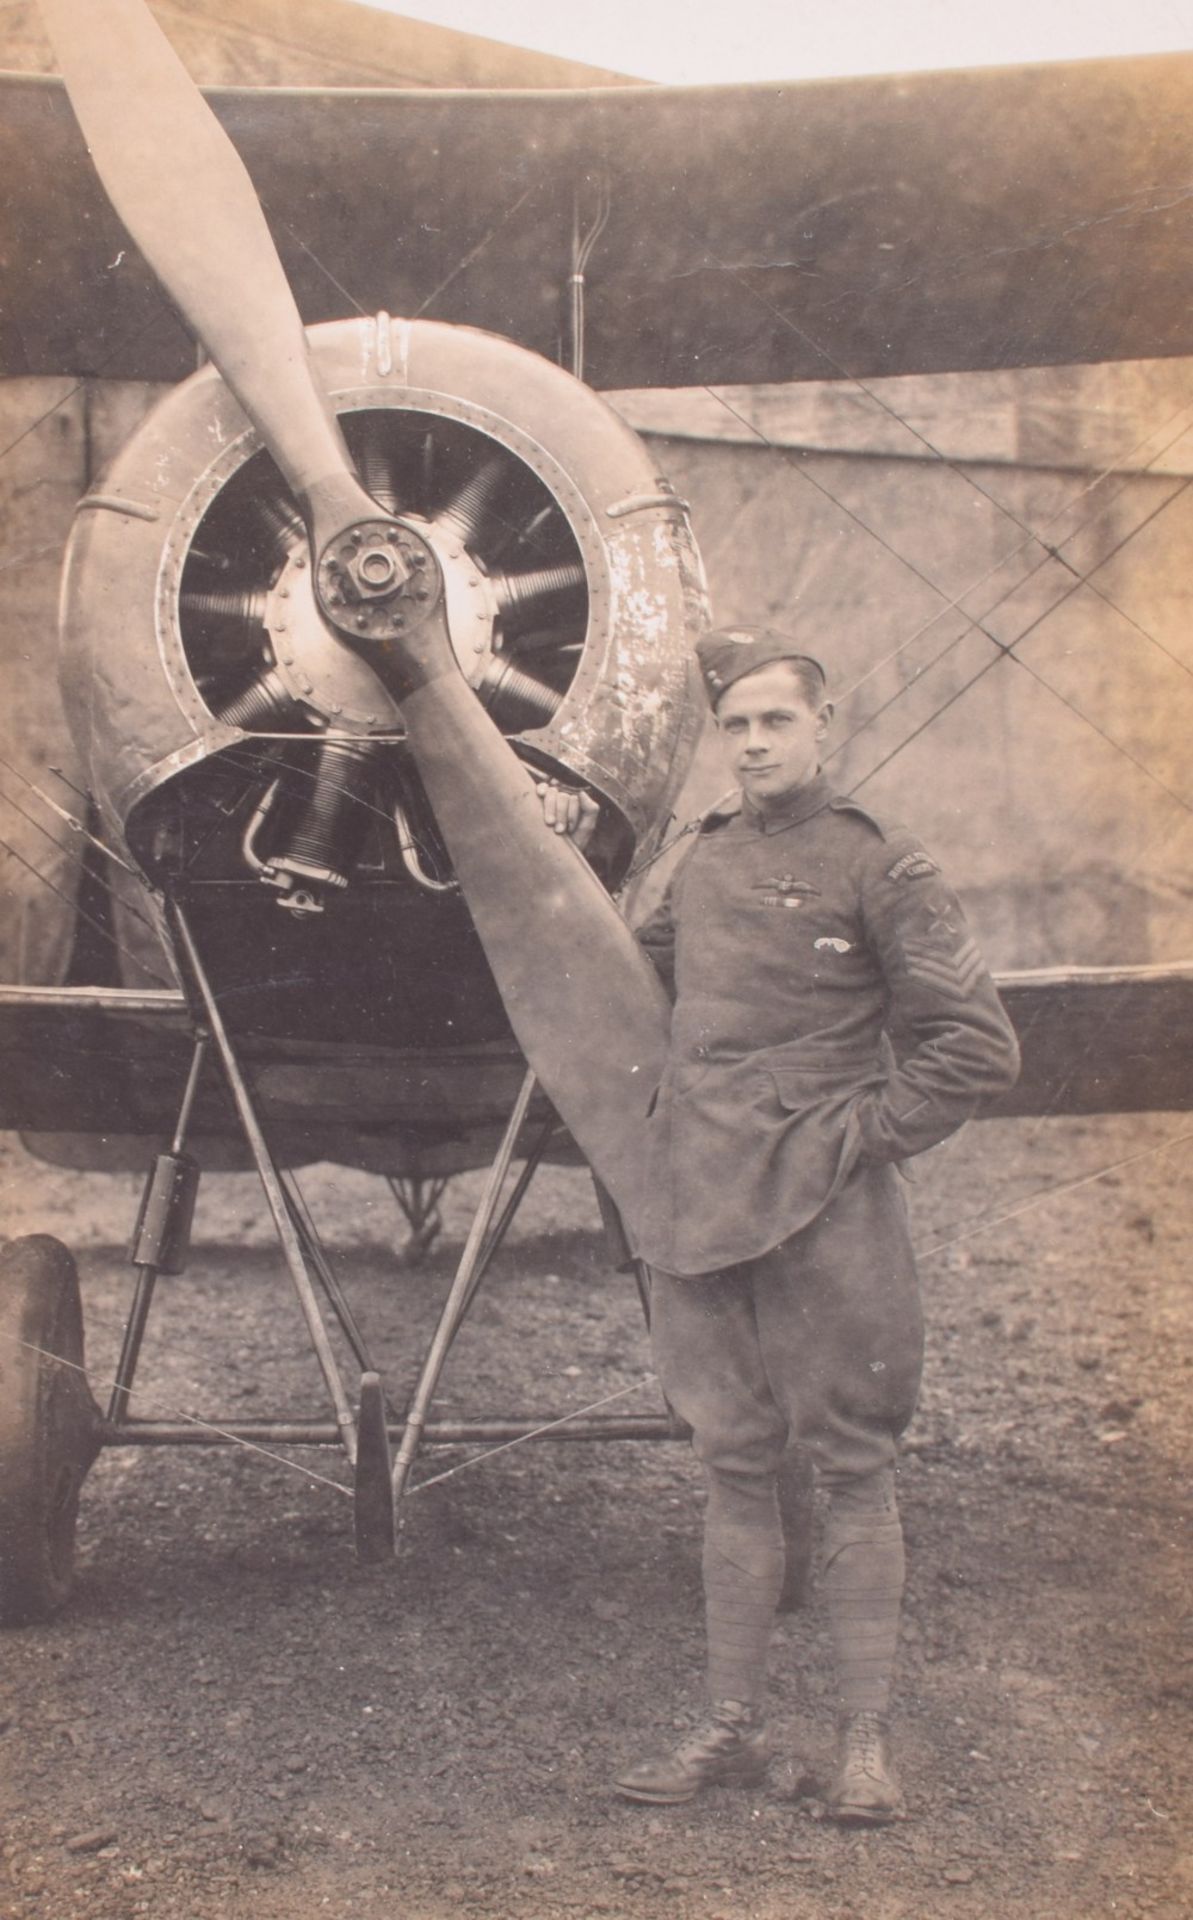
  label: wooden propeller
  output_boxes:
[39,0,670,1232]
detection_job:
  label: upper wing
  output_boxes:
[3,53,1191,387]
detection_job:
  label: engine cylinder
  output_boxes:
[59,314,711,890]
[277,739,381,885]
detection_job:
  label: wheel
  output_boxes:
[0,1235,102,1626]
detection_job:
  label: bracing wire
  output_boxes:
[836,406,1193,702]
[409,1377,656,1496]
[0,774,172,956]
[413,184,539,321]
[0,801,171,968]
[699,385,1193,813]
[0,829,173,988]
[0,295,185,470]
[0,1339,353,1497]
[272,223,368,319]
[847,487,1193,815]
[1,1121,1187,1504]
[685,230,1193,730]
[912,1126,1193,1262]
[0,752,138,875]
[688,219,1193,602]
[840,477,1193,802]
[0,756,179,980]
[620,410,1193,880]
[706,379,1193,706]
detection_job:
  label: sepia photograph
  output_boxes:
[0,2,1190,1915]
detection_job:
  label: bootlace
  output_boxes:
[676,1701,759,1763]
[844,1711,887,1778]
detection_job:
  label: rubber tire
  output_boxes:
[0,1235,102,1626]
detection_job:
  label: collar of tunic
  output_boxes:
[739,769,833,834]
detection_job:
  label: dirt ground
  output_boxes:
[1,1109,1190,1920]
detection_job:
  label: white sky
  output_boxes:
[356,0,1192,84]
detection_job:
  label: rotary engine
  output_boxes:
[61,316,708,924]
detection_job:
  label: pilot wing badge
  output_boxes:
[754,875,820,909]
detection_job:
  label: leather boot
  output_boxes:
[824,1711,905,1824]
[614,1699,771,1805]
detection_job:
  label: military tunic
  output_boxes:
[617,631,1020,1734]
[634,772,1020,1278]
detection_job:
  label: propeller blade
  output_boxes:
[42,0,673,1234]
[398,672,669,1233]
[331,548,670,1232]
[38,0,366,515]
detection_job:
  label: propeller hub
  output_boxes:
[316,518,428,638]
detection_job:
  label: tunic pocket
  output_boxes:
[768,1062,867,1110]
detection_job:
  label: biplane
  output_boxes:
[1,0,1191,1625]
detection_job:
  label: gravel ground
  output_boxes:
[1,1109,1190,1920]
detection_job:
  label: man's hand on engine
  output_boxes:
[536,778,599,854]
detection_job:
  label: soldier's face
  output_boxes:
[715,663,832,812]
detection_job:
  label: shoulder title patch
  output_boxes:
[887,850,937,882]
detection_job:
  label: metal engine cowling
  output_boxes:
[56,318,709,1059]
[60,316,709,901]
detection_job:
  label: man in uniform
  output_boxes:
[541,627,1020,1822]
